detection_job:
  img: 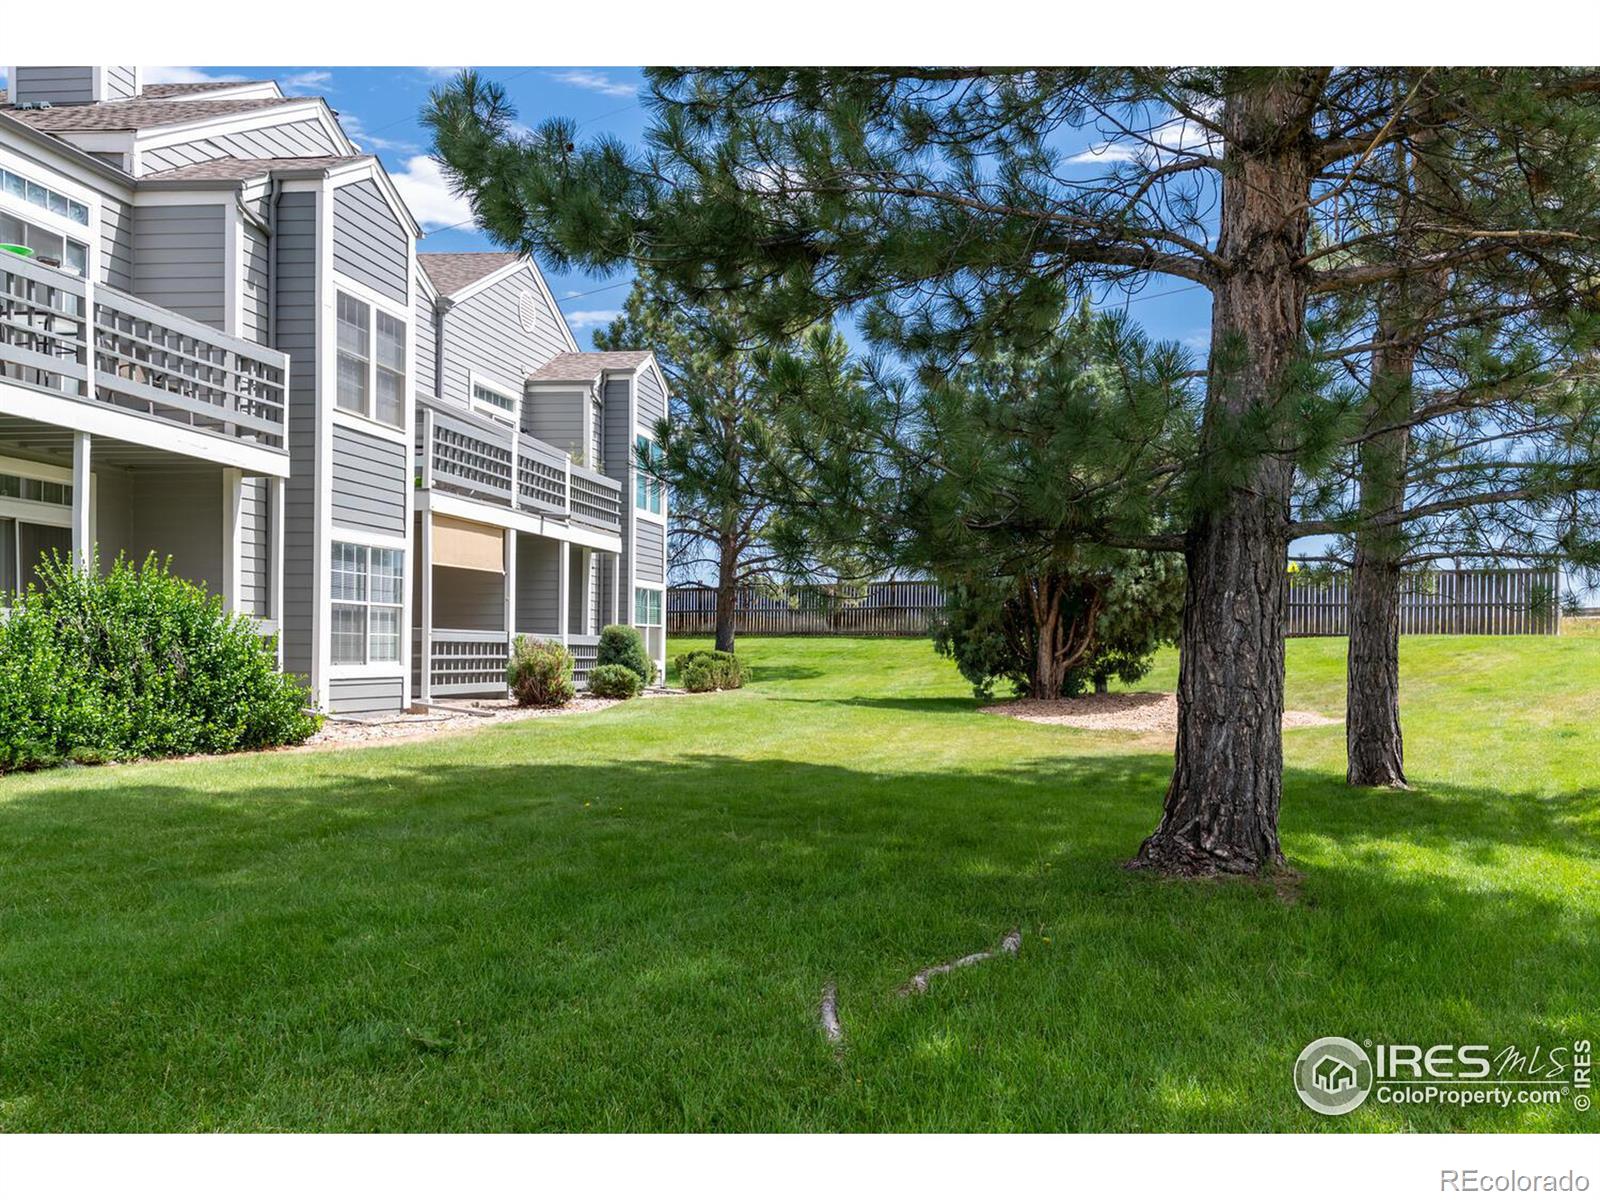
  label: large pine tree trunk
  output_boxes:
[1131,76,1318,877]
[713,534,739,653]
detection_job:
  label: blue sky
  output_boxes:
[111,66,1218,355]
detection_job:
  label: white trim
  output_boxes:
[332,284,409,435]
[329,524,408,552]
[0,497,73,528]
[402,222,418,709]
[327,157,423,238]
[222,468,242,612]
[327,664,408,681]
[160,82,283,104]
[128,188,239,208]
[70,432,91,569]
[311,180,335,706]
[330,271,411,318]
[224,202,242,337]
[442,257,581,354]
[0,453,71,483]
[330,407,410,446]
[269,476,285,669]
[133,98,352,157]
[416,489,622,554]
[467,369,520,424]
[0,380,291,477]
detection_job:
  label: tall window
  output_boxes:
[0,211,88,276]
[330,542,404,665]
[634,434,663,515]
[335,292,405,428]
[634,587,662,627]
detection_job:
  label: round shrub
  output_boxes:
[0,552,319,772]
[673,649,746,692]
[587,662,643,699]
[506,636,575,707]
[596,623,654,687]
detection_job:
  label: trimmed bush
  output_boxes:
[506,636,575,707]
[0,552,319,772]
[596,623,654,687]
[587,662,643,699]
[674,649,746,693]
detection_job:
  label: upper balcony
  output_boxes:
[0,252,289,470]
[416,392,623,535]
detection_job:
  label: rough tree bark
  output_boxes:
[1131,75,1319,877]
[713,530,739,654]
[1346,339,1414,788]
[1024,572,1101,699]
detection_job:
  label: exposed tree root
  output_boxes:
[819,981,844,1048]
[898,927,1022,997]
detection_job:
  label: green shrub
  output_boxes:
[587,662,643,699]
[673,649,746,692]
[506,636,575,707]
[597,623,654,686]
[0,552,319,772]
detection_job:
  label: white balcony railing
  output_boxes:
[420,628,602,697]
[417,392,621,533]
[0,252,288,453]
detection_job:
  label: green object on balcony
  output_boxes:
[1,243,35,257]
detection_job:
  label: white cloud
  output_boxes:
[142,66,248,85]
[340,113,421,155]
[389,156,475,230]
[1067,104,1221,166]
[550,69,635,99]
[420,67,466,79]
[281,70,333,96]
[563,309,620,329]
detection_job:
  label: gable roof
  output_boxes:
[4,97,299,132]
[140,155,369,183]
[417,252,521,297]
[142,81,275,99]
[527,351,652,383]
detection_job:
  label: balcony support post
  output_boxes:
[71,431,92,570]
[221,467,243,613]
[557,537,570,649]
[419,513,434,703]
[503,529,517,679]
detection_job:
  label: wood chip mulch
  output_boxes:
[980,691,1341,734]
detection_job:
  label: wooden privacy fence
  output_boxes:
[668,581,949,636]
[1286,567,1562,637]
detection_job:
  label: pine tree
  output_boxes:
[591,270,819,653]
[428,68,1600,877]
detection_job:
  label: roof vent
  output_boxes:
[517,290,540,335]
[15,101,55,111]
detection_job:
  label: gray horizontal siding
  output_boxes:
[139,118,342,176]
[275,190,318,682]
[242,225,269,343]
[11,67,97,105]
[331,425,408,536]
[332,178,408,305]
[634,520,664,584]
[636,363,667,427]
[126,470,224,596]
[131,203,226,329]
[523,387,587,461]
[99,196,134,291]
[238,476,272,617]
[434,566,504,631]
[441,265,570,406]
[415,284,438,395]
[514,535,560,632]
[327,677,405,715]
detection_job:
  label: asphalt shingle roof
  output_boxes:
[417,252,520,296]
[142,81,273,98]
[5,97,301,132]
[527,351,653,383]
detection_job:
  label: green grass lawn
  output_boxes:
[0,631,1595,1132]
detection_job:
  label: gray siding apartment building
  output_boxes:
[0,66,669,714]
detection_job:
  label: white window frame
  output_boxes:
[334,288,407,431]
[634,432,664,516]
[633,585,664,629]
[329,539,405,670]
[468,370,520,425]
[0,148,100,282]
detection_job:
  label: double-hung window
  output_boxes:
[634,587,663,628]
[330,542,404,665]
[335,291,406,429]
[634,434,664,515]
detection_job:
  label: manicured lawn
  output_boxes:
[0,632,1595,1131]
